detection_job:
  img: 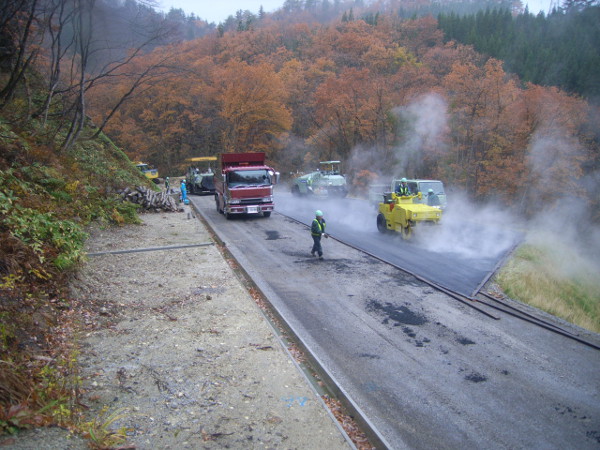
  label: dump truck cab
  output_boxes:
[214,152,279,219]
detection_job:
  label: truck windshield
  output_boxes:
[418,181,444,195]
[319,165,340,175]
[227,169,271,187]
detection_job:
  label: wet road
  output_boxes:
[190,193,600,450]
[275,191,521,297]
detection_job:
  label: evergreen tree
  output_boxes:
[438,5,600,102]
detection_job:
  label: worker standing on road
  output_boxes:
[180,179,188,204]
[396,178,410,196]
[426,188,440,206]
[310,210,328,260]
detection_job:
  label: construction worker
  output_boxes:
[310,210,328,259]
[426,188,440,206]
[180,179,187,204]
[396,178,410,196]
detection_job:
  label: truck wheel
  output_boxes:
[291,185,300,196]
[377,214,388,233]
[263,211,271,218]
[224,211,232,220]
[215,195,222,213]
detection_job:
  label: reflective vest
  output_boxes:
[311,218,326,236]
[397,184,409,196]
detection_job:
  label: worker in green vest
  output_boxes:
[396,178,410,196]
[310,210,328,259]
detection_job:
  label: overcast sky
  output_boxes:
[158,0,555,24]
[159,0,285,23]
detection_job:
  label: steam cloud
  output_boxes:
[279,91,598,271]
[391,93,448,177]
[525,129,600,273]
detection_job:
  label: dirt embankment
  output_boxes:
[9,207,351,449]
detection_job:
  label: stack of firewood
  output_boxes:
[119,186,181,212]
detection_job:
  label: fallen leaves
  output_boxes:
[322,395,374,450]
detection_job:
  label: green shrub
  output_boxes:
[5,206,87,270]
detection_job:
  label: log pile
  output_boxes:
[119,186,181,212]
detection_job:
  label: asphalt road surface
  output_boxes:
[190,193,600,450]
[275,191,522,298]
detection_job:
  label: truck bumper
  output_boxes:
[226,204,274,215]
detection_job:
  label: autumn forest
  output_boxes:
[4,1,600,438]
[2,0,599,223]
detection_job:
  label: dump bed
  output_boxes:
[220,152,266,169]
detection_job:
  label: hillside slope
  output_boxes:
[0,113,151,435]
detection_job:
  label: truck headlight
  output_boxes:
[262,196,273,202]
[413,213,418,218]
[229,198,241,204]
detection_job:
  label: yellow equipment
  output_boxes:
[136,162,159,181]
[376,192,442,239]
[186,156,218,163]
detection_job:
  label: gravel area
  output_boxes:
[8,206,351,449]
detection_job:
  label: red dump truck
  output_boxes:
[214,152,279,219]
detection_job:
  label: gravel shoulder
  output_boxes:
[9,206,351,449]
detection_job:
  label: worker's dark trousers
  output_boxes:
[311,235,322,256]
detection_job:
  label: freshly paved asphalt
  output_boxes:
[275,192,522,298]
[190,192,600,450]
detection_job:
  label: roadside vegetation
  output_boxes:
[497,238,600,334]
[0,109,148,439]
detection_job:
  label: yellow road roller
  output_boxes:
[376,192,442,239]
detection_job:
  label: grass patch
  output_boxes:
[80,406,129,449]
[496,236,600,333]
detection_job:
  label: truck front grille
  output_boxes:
[240,198,268,205]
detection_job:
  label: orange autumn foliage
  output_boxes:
[85,15,597,219]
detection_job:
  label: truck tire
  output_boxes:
[377,214,388,233]
[263,211,271,218]
[291,185,300,196]
[215,195,222,214]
